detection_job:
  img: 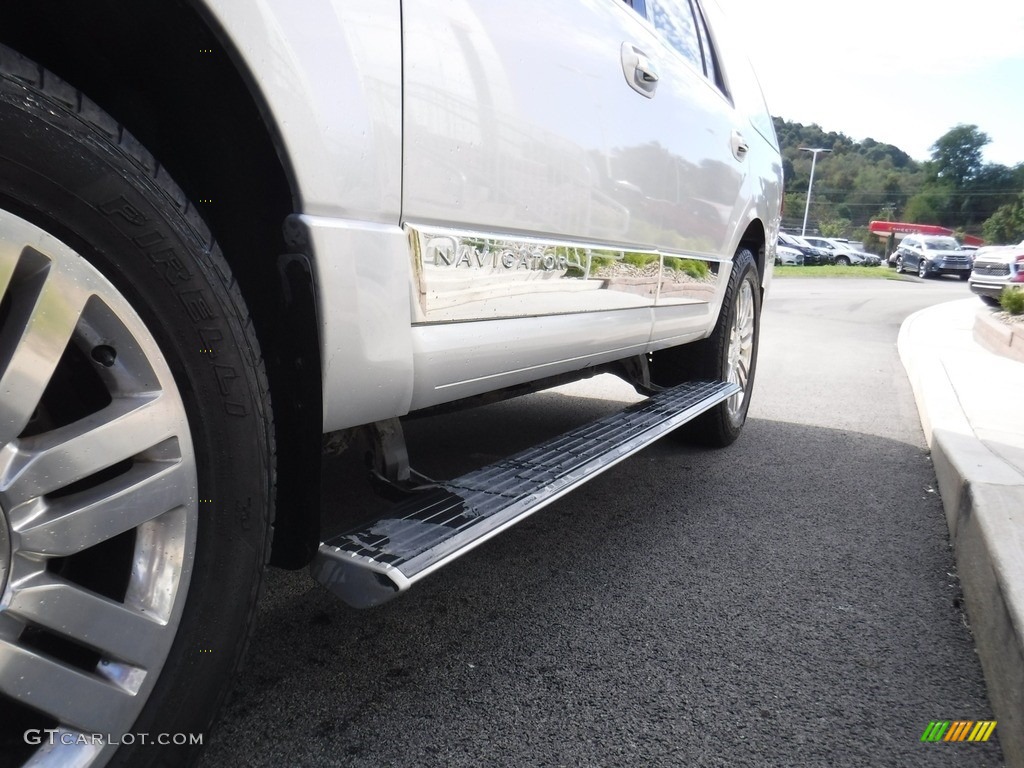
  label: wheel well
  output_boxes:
[738,220,767,284]
[0,0,322,567]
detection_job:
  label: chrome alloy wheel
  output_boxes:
[0,209,197,766]
[725,279,755,420]
[0,505,10,602]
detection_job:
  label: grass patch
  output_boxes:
[775,265,908,280]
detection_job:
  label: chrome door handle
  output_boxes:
[731,130,749,161]
[621,42,658,98]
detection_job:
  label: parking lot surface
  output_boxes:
[201,277,1002,767]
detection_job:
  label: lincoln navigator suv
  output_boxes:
[0,1,781,764]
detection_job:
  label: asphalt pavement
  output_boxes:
[199,276,1005,768]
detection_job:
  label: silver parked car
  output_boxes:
[802,236,880,266]
[968,241,1024,305]
[0,1,781,764]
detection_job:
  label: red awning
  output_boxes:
[869,221,984,246]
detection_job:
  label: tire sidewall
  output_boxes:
[710,251,761,437]
[0,59,273,767]
[651,247,762,447]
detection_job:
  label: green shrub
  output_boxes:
[1001,287,1024,315]
[590,255,615,269]
[663,256,710,279]
[623,252,657,268]
[683,259,709,279]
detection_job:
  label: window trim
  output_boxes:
[628,0,648,16]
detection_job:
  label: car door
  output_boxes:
[401,0,742,404]
[901,237,920,270]
[402,0,661,324]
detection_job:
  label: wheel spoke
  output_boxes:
[0,265,91,445]
[0,240,19,299]
[737,357,750,384]
[6,574,167,666]
[11,460,187,557]
[1,394,178,507]
[725,280,755,419]
[20,730,104,767]
[0,638,137,733]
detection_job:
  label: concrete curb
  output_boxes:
[900,302,1024,767]
[975,308,1024,365]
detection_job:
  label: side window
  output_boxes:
[647,0,702,71]
[691,0,723,91]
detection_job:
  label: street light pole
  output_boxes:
[799,147,831,236]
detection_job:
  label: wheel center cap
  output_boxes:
[0,505,10,598]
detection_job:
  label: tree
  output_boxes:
[930,125,989,188]
[957,163,1020,225]
[769,117,1022,234]
[818,218,851,237]
[982,193,1024,244]
[903,185,952,223]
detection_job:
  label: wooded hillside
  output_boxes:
[774,118,1024,246]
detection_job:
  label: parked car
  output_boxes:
[892,235,973,279]
[778,232,831,265]
[775,244,804,265]
[0,1,781,765]
[968,241,1024,305]
[802,236,879,266]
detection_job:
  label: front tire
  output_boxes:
[895,255,904,273]
[836,256,850,266]
[0,46,274,767]
[918,261,928,278]
[650,248,761,447]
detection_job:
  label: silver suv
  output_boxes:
[968,241,1024,305]
[0,2,781,764]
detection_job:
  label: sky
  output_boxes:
[721,0,1024,167]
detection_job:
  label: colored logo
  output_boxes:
[921,721,996,742]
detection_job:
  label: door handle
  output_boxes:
[621,42,658,98]
[731,130,749,161]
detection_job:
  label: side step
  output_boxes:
[311,379,739,608]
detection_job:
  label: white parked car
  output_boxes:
[775,244,805,265]
[0,2,781,765]
[802,236,879,266]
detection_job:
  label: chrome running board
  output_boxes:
[311,379,738,608]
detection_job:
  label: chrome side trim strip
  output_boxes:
[406,223,725,323]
